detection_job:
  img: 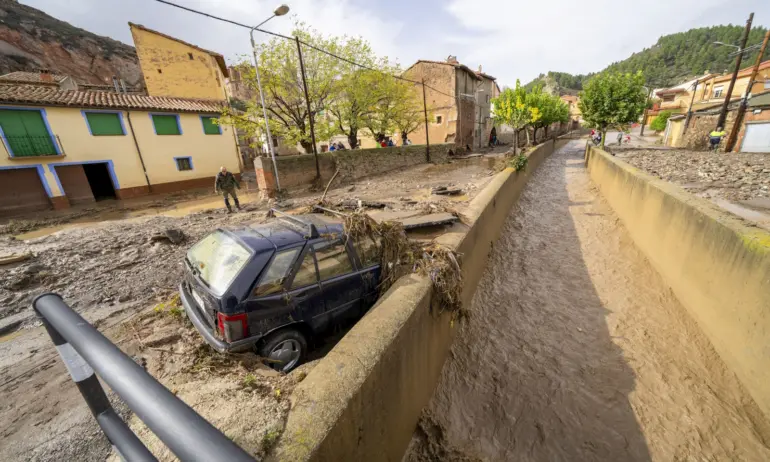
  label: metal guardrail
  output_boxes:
[33,293,255,462]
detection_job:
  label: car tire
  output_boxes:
[258,328,307,373]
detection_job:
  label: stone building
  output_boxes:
[403,56,499,150]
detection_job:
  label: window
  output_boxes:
[175,156,193,171]
[84,111,124,136]
[291,251,318,289]
[313,240,353,281]
[714,86,724,98]
[200,116,221,135]
[436,115,443,124]
[157,69,162,74]
[186,231,252,296]
[188,52,194,60]
[151,114,182,135]
[254,248,300,296]
[0,108,57,157]
[353,235,380,268]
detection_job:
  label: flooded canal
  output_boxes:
[405,141,770,461]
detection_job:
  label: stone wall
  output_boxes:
[264,143,452,191]
[681,111,738,150]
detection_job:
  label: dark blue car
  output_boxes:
[179,212,381,372]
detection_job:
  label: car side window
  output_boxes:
[353,235,381,268]
[313,240,354,281]
[290,250,318,289]
[253,248,300,296]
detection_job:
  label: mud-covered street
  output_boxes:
[0,154,502,461]
[406,141,770,461]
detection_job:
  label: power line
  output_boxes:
[150,0,458,100]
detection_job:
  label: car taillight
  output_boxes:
[217,312,249,342]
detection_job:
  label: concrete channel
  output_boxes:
[404,141,770,461]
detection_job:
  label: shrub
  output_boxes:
[650,110,673,132]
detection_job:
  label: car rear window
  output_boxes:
[186,231,252,296]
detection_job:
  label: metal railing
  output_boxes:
[33,293,255,462]
[2,134,64,157]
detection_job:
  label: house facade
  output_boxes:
[0,23,241,214]
[403,56,499,150]
[560,95,581,124]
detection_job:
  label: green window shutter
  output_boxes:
[85,112,124,135]
[152,115,181,135]
[0,109,57,156]
[201,116,221,135]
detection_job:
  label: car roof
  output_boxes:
[229,213,345,252]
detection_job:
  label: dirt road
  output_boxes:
[406,141,770,461]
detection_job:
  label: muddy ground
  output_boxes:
[618,149,770,202]
[405,141,770,461]
[0,153,502,461]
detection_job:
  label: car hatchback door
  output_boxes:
[313,238,364,324]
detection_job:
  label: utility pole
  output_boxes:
[422,79,431,162]
[725,29,770,152]
[295,37,320,179]
[683,79,700,134]
[716,12,754,130]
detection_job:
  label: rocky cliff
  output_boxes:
[0,0,142,86]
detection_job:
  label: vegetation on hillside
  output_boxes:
[526,24,770,92]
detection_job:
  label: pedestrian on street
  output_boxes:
[215,166,241,213]
[709,126,727,152]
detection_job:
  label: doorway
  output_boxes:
[82,163,116,200]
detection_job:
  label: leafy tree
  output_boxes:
[650,110,673,132]
[362,76,425,145]
[219,22,351,160]
[526,86,570,143]
[579,71,647,149]
[491,80,534,155]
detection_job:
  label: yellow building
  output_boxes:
[0,81,239,214]
[129,22,230,101]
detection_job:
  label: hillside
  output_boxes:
[0,0,142,85]
[526,24,770,93]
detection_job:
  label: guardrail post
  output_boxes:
[34,294,157,462]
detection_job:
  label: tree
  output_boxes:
[492,80,535,155]
[526,86,570,143]
[579,71,647,148]
[650,110,672,132]
[362,76,424,145]
[218,22,355,158]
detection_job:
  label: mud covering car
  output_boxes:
[180,212,381,372]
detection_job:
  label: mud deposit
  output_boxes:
[405,141,770,461]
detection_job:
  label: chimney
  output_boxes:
[478,65,482,73]
[120,79,127,93]
[112,76,120,93]
[39,69,52,83]
[446,55,458,65]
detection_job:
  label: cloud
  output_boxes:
[443,0,770,84]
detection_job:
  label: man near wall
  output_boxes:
[215,166,241,213]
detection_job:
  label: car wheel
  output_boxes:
[258,329,307,373]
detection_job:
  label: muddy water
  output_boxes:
[405,141,770,461]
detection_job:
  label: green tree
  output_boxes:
[650,110,673,132]
[579,71,647,149]
[527,86,570,143]
[492,80,535,155]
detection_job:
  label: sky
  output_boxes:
[20,0,770,87]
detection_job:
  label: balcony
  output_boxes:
[659,100,684,111]
[1,134,65,158]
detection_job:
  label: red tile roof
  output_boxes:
[404,60,496,81]
[0,71,69,85]
[714,59,770,83]
[0,83,225,113]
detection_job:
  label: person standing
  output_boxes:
[215,166,241,213]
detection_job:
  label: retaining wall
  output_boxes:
[585,145,770,418]
[272,144,453,190]
[271,139,567,461]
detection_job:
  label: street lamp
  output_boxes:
[250,4,289,193]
